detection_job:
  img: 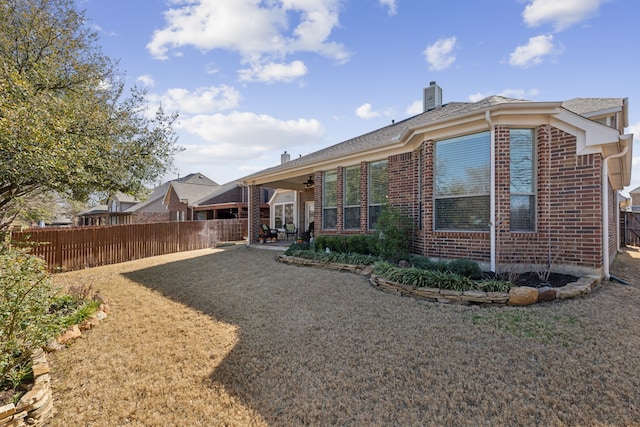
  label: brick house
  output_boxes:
[244,83,633,278]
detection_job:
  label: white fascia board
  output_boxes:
[551,109,620,155]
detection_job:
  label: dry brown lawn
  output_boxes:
[47,245,640,426]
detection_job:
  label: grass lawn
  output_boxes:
[47,245,640,426]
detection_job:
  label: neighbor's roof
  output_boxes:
[193,180,245,206]
[125,173,218,212]
[164,181,221,206]
[630,186,640,194]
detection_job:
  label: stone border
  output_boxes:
[277,254,601,306]
[0,305,109,427]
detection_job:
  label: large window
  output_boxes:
[323,170,337,229]
[343,165,361,229]
[435,131,490,230]
[368,160,388,229]
[510,129,535,231]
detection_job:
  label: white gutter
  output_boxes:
[485,111,496,272]
[602,135,631,278]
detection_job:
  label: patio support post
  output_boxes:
[248,184,261,244]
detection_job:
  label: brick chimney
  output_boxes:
[423,81,443,112]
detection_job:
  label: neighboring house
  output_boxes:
[76,204,109,226]
[191,181,272,221]
[243,82,633,278]
[76,173,219,224]
[630,186,640,212]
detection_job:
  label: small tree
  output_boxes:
[375,205,413,262]
[0,247,62,390]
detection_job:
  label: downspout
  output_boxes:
[602,136,631,278]
[247,184,252,246]
[485,111,496,272]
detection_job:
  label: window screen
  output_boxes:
[323,170,337,229]
[368,160,388,229]
[343,165,360,229]
[434,131,490,230]
[510,129,535,231]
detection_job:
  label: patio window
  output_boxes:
[323,170,337,229]
[274,203,294,229]
[434,131,490,231]
[510,129,535,231]
[343,165,360,229]
[368,160,388,229]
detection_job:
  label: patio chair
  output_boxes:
[285,223,298,240]
[260,223,279,241]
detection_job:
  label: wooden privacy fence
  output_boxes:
[621,212,640,247]
[11,219,247,272]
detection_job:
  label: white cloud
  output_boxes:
[405,100,423,115]
[509,34,557,68]
[176,111,325,163]
[136,74,155,87]
[147,0,348,82]
[468,88,540,102]
[355,103,382,119]
[424,37,457,71]
[238,60,308,83]
[523,0,606,31]
[148,85,241,115]
[379,0,397,16]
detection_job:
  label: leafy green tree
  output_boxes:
[0,0,182,230]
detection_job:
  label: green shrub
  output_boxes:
[374,205,413,262]
[373,261,507,292]
[285,249,377,265]
[447,258,483,279]
[0,247,63,391]
[312,234,379,256]
[406,254,447,271]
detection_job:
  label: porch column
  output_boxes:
[249,184,261,244]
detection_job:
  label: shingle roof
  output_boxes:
[125,173,218,212]
[193,181,245,206]
[244,96,527,179]
[169,181,220,205]
[562,98,624,116]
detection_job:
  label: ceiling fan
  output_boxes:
[303,176,315,188]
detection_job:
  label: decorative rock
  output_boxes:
[537,286,557,302]
[398,260,411,268]
[79,315,100,331]
[508,286,539,306]
[487,292,510,304]
[99,303,111,314]
[56,324,82,344]
[556,282,583,299]
[94,310,108,321]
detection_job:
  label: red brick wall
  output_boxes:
[310,124,605,274]
[491,125,603,272]
[132,212,170,224]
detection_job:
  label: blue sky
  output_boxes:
[82,0,640,196]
